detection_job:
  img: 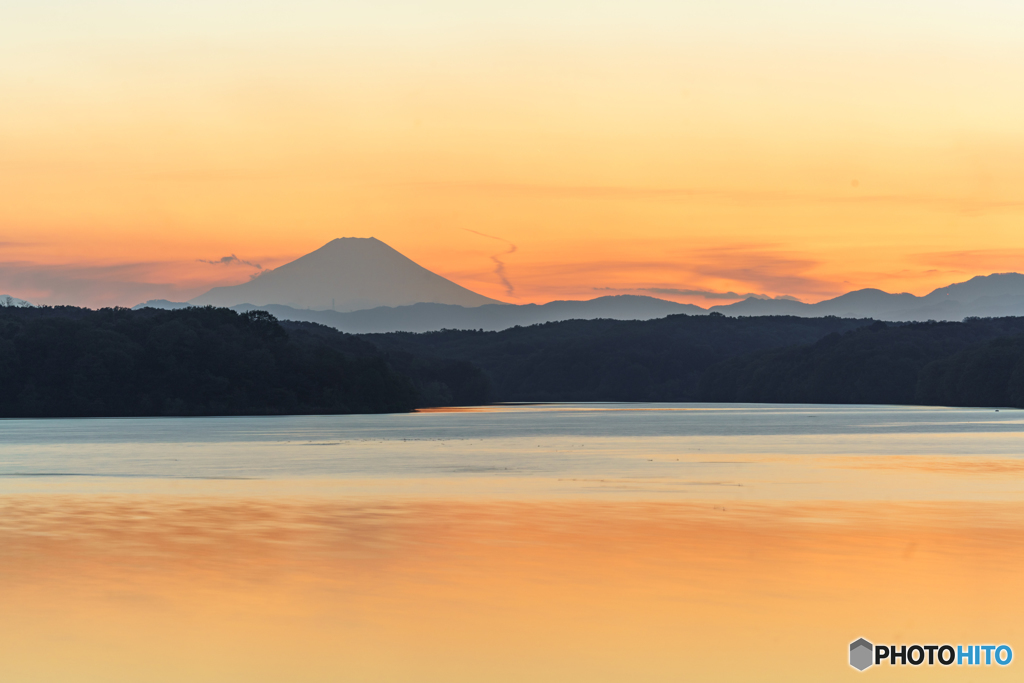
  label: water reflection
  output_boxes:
[3,404,1023,680]
[2,496,1022,682]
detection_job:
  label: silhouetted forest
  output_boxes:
[368,314,1024,407]
[0,306,485,417]
[365,314,874,402]
[7,306,1024,416]
[698,318,1024,407]
[278,320,492,407]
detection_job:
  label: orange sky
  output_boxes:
[2,0,1024,307]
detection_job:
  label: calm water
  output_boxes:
[1,403,1022,681]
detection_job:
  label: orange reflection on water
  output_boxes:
[1,496,1022,682]
[833,455,1024,476]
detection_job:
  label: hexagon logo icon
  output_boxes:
[850,638,873,671]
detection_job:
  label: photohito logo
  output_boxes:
[849,639,1012,671]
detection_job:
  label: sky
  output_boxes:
[2,0,1024,307]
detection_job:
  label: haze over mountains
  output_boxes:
[237,296,703,333]
[131,237,1024,332]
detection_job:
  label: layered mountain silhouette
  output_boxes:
[231,295,701,333]
[135,237,1024,332]
[188,237,502,311]
[708,273,1024,321]
[137,295,702,333]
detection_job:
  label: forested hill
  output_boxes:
[699,317,1024,408]
[363,314,875,402]
[8,306,1023,415]
[366,314,1024,407]
[0,306,487,417]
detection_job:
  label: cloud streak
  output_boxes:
[0,253,292,308]
[0,260,211,308]
[912,249,1024,271]
[197,254,267,280]
[520,245,835,300]
[412,182,1024,215]
[683,246,834,295]
[464,229,517,297]
[642,287,801,301]
[198,254,264,269]
[594,286,802,301]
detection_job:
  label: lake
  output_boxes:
[2,403,1022,681]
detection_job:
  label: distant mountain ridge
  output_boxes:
[135,235,1024,332]
[11,300,1024,412]
[137,295,702,333]
[189,237,501,311]
[708,273,1024,321]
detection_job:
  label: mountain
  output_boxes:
[710,273,1024,321]
[137,295,704,333]
[145,260,1024,331]
[925,273,1024,302]
[188,237,502,311]
[235,295,702,333]
[133,299,191,310]
[0,295,34,308]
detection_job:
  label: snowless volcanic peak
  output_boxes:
[189,237,503,312]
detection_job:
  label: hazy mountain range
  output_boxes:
[706,273,1024,321]
[132,237,1024,332]
[137,295,699,333]
[138,273,1024,334]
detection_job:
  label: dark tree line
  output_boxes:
[364,314,874,402]
[0,306,487,417]
[698,318,1024,407]
[279,319,492,407]
[7,305,1023,416]
[367,314,1024,408]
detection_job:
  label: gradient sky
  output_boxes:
[2,0,1024,307]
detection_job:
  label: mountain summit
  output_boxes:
[0,295,34,308]
[188,237,503,312]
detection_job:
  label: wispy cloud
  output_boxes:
[646,288,765,300]
[535,246,833,299]
[912,249,1024,272]
[0,240,40,250]
[411,182,1024,215]
[197,253,267,281]
[684,246,833,295]
[199,253,263,268]
[463,229,517,297]
[595,286,801,301]
[644,287,801,301]
[0,260,210,308]
[0,254,290,308]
